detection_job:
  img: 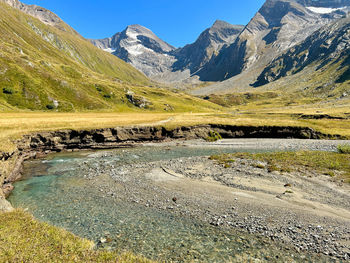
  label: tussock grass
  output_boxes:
[338,144,350,154]
[0,210,153,262]
[205,131,222,142]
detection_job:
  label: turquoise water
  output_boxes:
[8,145,316,262]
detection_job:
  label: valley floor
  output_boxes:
[1,109,350,152]
[1,111,350,262]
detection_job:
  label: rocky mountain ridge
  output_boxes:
[91,20,244,82]
[171,20,244,75]
[192,0,350,95]
[253,15,350,87]
[91,0,350,89]
[91,24,176,77]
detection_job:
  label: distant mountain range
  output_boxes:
[91,21,244,83]
[91,0,350,97]
[193,0,350,95]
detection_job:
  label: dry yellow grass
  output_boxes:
[163,112,350,136]
[0,210,153,262]
[1,111,350,152]
[0,112,175,152]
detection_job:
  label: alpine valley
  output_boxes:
[1,1,350,262]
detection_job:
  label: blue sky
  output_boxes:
[21,0,265,47]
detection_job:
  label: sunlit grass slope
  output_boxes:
[0,2,220,112]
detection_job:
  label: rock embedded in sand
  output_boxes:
[0,196,13,212]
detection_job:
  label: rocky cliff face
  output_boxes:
[171,21,244,75]
[91,21,244,81]
[253,15,350,87]
[90,25,176,77]
[197,0,350,82]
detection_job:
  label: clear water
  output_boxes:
[8,145,317,262]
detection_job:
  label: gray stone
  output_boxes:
[0,197,13,212]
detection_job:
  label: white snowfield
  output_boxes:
[126,30,139,43]
[126,44,152,56]
[103,48,116,53]
[306,6,347,14]
[122,28,158,56]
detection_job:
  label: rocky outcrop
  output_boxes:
[0,196,13,212]
[126,91,152,108]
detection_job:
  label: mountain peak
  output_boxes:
[212,20,231,28]
[122,24,175,53]
[90,23,176,77]
[206,20,244,43]
[126,24,150,32]
[210,20,244,31]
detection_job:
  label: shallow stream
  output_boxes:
[9,141,335,262]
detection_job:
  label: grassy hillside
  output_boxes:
[199,57,350,119]
[0,2,220,112]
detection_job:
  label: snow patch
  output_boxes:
[103,48,116,53]
[127,44,146,56]
[126,31,139,41]
[306,6,346,14]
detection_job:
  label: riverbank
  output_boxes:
[2,123,346,202]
